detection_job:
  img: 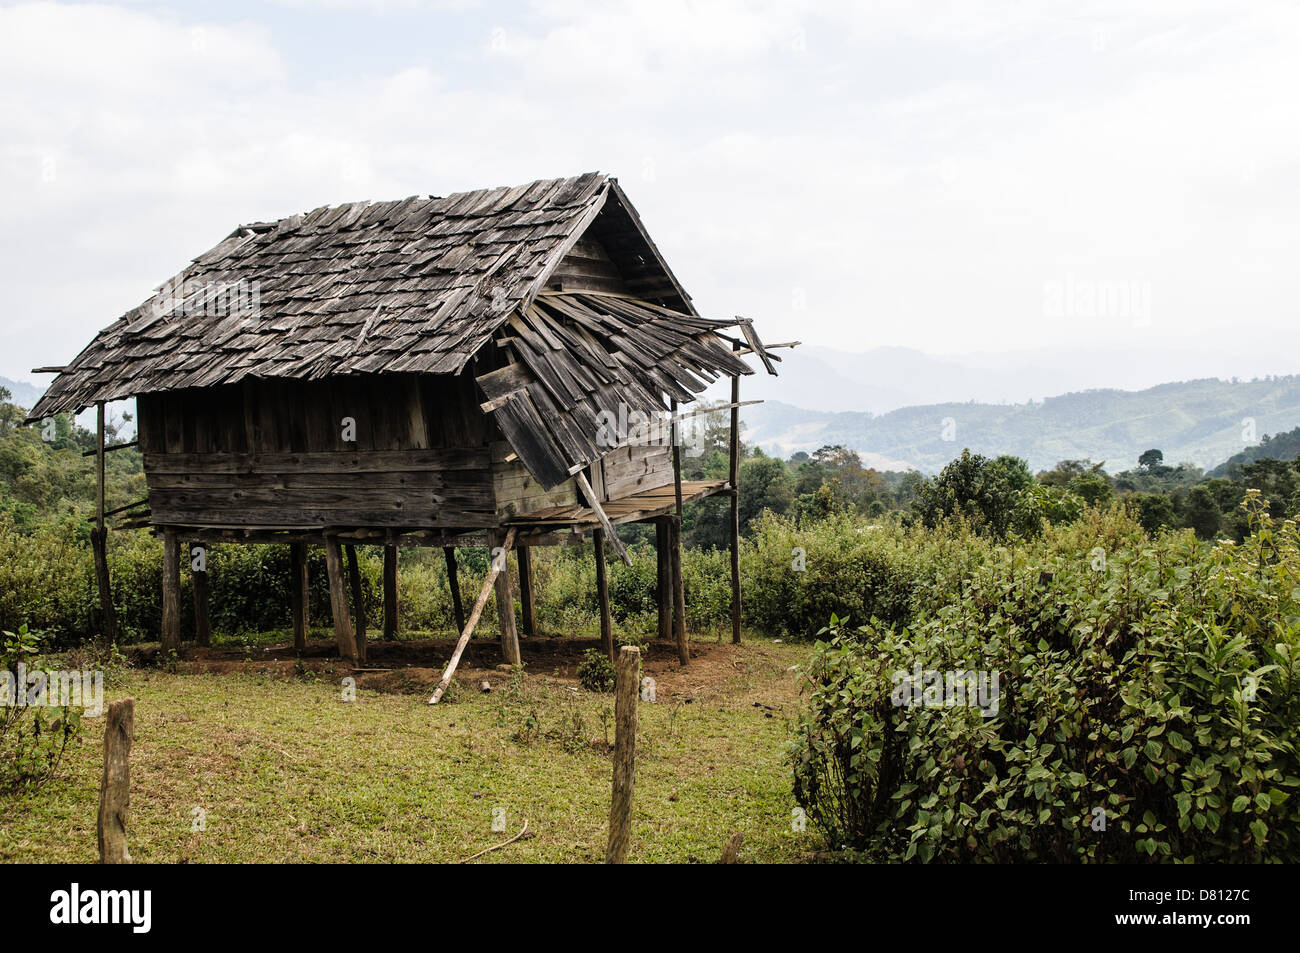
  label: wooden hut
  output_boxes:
[28,172,784,672]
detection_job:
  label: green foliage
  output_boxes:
[790,496,1300,862]
[0,625,83,791]
[912,450,1035,537]
[577,649,616,693]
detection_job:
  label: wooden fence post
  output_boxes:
[97,697,134,864]
[606,646,641,864]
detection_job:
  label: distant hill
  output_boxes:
[1206,425,1300,479]
[740,376,1300,474]
[0,376,42,411]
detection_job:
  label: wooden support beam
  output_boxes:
[92,401,116,647]
[517,544,536,638]
[444,546,466,633]
[161,528,181,656]
[345,544,367,665]
[81,439,138,457]
[494,534,521,666]
[430,528,517,703]
[574,471,630,565]
[656,517,671,642]
[97,697,134,865]
[323,535,357,663]
[730,346,742,646]
[383,544,399,640]
[605,646,640,864]
[594,529,614,662]
[669,516,688,666]
[290,542,308,652]
[192,543,211,648]
[670,399,688,666]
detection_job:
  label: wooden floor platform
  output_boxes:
[506,479,730,529]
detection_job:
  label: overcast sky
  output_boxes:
[3,0,1299,388]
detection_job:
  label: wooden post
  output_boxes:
[517,544,536,638]
[324,536,357,662]
[493,534,521,666]
[290,543,308,652]
[430,528,516,704]
[606,646,640,864]
[161,528,181,656]
[91,401,116,646]
[729,349,742,645]
[345,544,367,665]
[444,546,466,634]
[383,544,399,641]
[594,529,614,662]
[656,518,671,643]
[192,543,211,648]
[97,697,133,864]
[670,399,688,666]
[670,516,688,665]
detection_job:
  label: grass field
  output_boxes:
[0,636,816,863]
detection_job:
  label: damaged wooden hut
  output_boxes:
[28,172,784,683]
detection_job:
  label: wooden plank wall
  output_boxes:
[139,374,497,528]
[544,238,628,295]
[600,444,673,501]
[491,441,578,518]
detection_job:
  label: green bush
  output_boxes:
[577,648,616,693]
[790,496,1300,862]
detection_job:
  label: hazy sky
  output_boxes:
[3,0,1299,387]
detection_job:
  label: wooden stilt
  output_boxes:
[729,353,742,645]
[517,544,536,638]
[670,399,688,666]
[345,544,367,665]
[161,527,181,656]
[192,543,211,648]
[444,546,466,634]
[656,517,671,643]
[324,535,357,662]
[669,516,688,665]
[594,528,614,662]
[290,542,308,652]
[383,544,398,640]
[92,401,116,646]
[430,528,517,703]
[494,534,521,666]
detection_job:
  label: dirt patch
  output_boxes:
[126,636,782,702]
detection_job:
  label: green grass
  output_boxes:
[0,638,817,863]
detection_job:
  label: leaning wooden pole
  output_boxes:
[670,399,689,666]
[430,528,517,704]
[97,697,134,864]
[594,528,614,662]
[729,348,742,645]
[606,646,641,864]
[444,546,466,634]
[91,401,116,647]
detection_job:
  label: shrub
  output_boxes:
[577,648,616,693]
[790,496,1300,862]
[0,625,83,791]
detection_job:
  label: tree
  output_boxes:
[1138,448,1164,471]
[1182,486,1222,540]
[912,449,1033,537]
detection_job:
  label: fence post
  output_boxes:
[606,645,641,863]
[97,697,134,864]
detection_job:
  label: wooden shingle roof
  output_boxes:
[30,172,614,417]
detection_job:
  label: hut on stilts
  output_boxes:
[27,173,786,682]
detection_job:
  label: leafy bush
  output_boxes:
[0,625,83,791]
[577,648,616,693]
[790,496,1300,862]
